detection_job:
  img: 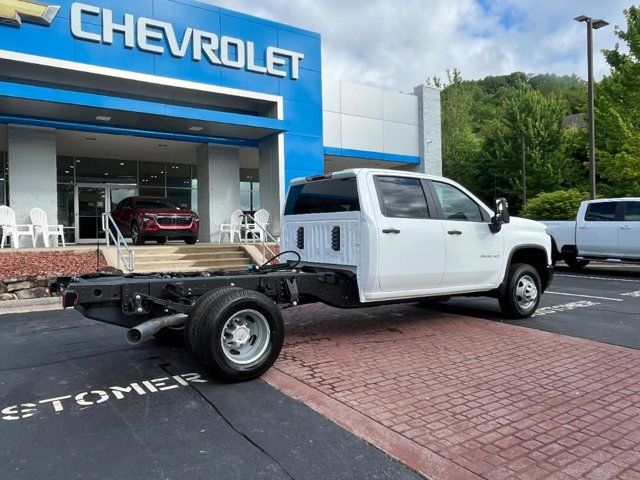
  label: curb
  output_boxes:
[263,368,481,480]
[0,297,62,315]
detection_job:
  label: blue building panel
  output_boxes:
[0,0,325,183]
[283,134,324,175]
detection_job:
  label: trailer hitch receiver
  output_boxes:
[61,289,78,309]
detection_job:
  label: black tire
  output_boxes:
[185,288,284,382]
[156,237,167,245]
[498,263,542,319]
[153,326,185,345]
[564,255,590,270]
[131,222,145,245]
[185,237,198,245]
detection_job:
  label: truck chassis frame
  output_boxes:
[52,262,361,330]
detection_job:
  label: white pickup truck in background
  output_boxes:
[544,198,640,269]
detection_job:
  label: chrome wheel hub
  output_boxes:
[220,309,270,365]
[515,275,538,311]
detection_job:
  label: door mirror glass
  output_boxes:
[491,198,510,232]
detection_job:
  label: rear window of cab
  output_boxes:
[285,177,360,215]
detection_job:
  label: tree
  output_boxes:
[597,6,640,197]
[522,189,590,220]
[480,82,578,212]
[439,70,483,189]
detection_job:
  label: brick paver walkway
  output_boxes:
[264,303,640,480]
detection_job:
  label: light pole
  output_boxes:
[575,15,609,200]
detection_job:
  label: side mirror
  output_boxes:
[490,197,510,233]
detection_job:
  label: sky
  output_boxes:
[207,0,631,92]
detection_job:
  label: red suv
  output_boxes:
[111,196,199,245]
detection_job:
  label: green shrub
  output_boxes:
[522,189,590,220]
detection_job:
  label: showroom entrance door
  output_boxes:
[75,184,137,242]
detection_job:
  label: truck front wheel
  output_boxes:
[499,263,541,319]
[185,288,284,382]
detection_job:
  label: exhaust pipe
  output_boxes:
[126,314,187,345]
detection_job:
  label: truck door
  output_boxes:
[371,175,445,293]
[428,180,504,289]
[619,201,640,258]
[577,201,621,256]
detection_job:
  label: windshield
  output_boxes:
[134,198,179,209]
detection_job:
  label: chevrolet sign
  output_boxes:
[0,0,60,27]
[70,2,305,80]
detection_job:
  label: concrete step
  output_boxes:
[134,263,252,273]
[134,251,250,261]
[133,245,244,255]
[134,257,251,269]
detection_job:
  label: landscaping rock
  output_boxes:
[6,281,36,293]
[4,275,37,284]
[0,293,16,301]
[15,288,47,300]
[0,283,6,294]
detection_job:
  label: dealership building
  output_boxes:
[0,0,442,244]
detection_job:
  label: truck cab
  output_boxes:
[282,169,553,317]
[545,198,640,268]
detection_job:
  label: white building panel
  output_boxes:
[323,111,342,147]
[322,77,341,113]
[341,115,384,152]
[383,90,419,125]
[340,81,383,119]
[384,122,419,156]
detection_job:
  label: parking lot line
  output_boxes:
[533,300,600,316]
[622,291,640,297]
[556,273,640,283]
[546,291,623,302]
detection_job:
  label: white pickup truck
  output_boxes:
[282,169,553,319]
[544,198,640,269]
[57,168,554,381]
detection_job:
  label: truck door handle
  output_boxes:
[382,228,401,234]
[447,230,463,236]
[580,225,589,229]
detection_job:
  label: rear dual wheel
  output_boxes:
[185,287,284,382]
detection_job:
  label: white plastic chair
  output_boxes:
[245,209,270,243]
[218,209,244,243]
[0,205,35,249]
[30,207,66,248]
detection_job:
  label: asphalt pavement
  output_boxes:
[0,309,421,480]
[430,263,640,350]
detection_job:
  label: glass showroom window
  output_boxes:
[240,169,260,212]
[55,156,199,242]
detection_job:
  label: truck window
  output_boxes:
[432,182,483,222]
[624,201,640,221]
[585,202,618,221]
[376,176,430,219]
[285,177,360,215]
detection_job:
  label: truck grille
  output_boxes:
[157,215,192,226]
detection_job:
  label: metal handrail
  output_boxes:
[243,213,279,263]
[101,213,135,272]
